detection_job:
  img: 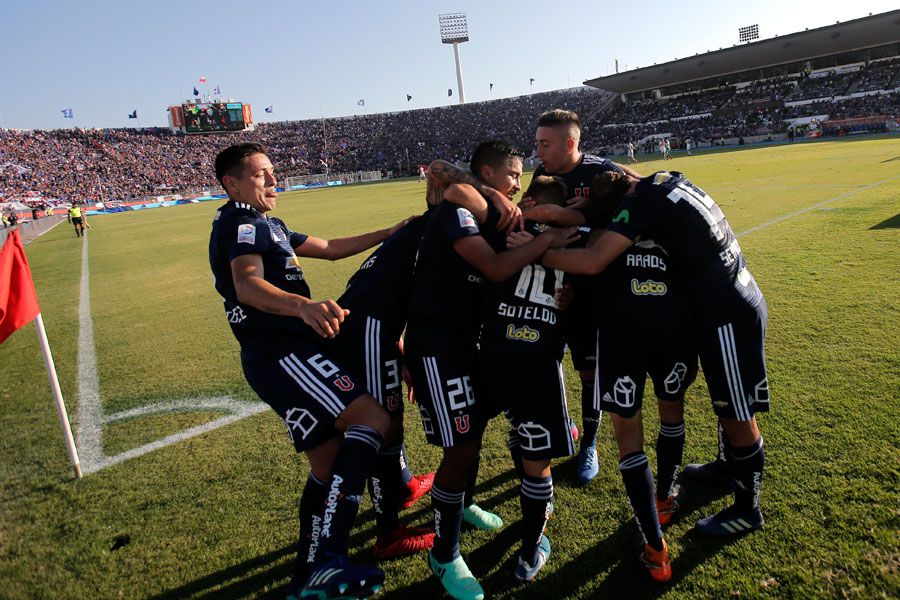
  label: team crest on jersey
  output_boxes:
[237,224,256,244]
[631,278,667,296]
[454,415,470,434]
[333,375,354,392]
[506,324,540,342]
[456,207,476,229]
[386,392,401,411]
[285,256,302,270]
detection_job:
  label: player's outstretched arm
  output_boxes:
[430,161,522,231]
[453,227,579,283]
[231,254,348,338]
[295,216,415,260]
[614,162,643,179]
[542,230,632,275]
[522,204,585,226]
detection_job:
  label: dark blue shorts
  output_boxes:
[595,318,698,418]
[241,342,367,452]
[325,313,404,417]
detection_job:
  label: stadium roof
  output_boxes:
[584,10,900,94]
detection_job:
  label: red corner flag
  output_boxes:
[0,230,40,345]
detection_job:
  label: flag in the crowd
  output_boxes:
[193,87,199,96]
[265,106,273,113]
[530,78,535,84]
[406,94,412,102]
[199,75,207,83]
[0,230,41,346]
[447,88,452,97]
[128,110,137,119]
[61,109,73,119]
[490,83,494,90]
[357,99,365,107]
[213,86,221,94]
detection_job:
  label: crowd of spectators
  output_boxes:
[0,67,897,204]
[785,71,858,101]
[852,60,900,93]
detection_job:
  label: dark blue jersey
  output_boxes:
[407,202,505,342]
[534,154,624,228]
[337,211,432,340]
[607,171,764,319]
[481,221,588,360]
[209,201,317,350]
[592,238,688,325]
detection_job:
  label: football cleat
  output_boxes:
[639,539,672,583]
[655,485,686,526]
[682,460,734,489]
[514,534,551,583]
[462,503,503,530]
[374,524,435,560]
[400,471,435,510]
[695,504,764,537]
[300,556,384,599]
[575,444,599,485]
[428,552,484,600]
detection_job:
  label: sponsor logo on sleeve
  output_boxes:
[456,207,476,229]
[612,209,630,224]
[237,224,256,244]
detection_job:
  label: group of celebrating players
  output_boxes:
[208,108,770,600]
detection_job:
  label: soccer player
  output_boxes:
[405,140,577,600]
[480,174,582,583]
[664,138,672,159]
[626,142,638,163]
[543,169,770,538]
[324,160,523,562]
[68,203,86,237]
[209,143,412,600]
[531,109,641,485]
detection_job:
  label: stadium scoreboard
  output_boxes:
[168,101,254,133]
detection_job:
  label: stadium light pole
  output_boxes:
[439,13,468,104]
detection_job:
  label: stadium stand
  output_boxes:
[1,11,898,207]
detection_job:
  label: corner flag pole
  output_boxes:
[34,313,82,479]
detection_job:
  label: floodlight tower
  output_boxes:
[439,13,469,104]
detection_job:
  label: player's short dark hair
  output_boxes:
[524,175,568,206]
[215,142,267,186]
[537,109,581,130]
[589,171,631,227]
[469,140,525,181]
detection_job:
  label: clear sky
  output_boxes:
[1,0,897,130]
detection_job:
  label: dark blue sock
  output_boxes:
[619,452,663,551]
[310,425,383,564]
[399,443,413,485]
[464,452,481,508]
[519,475,553,565]
[297,473,327,583]
[368,444,402,532]
[581,378,599,448]
[729,437,764,512]
[656,420,685,501]
[431,484,465,562]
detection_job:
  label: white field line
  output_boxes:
[75,174,899,474]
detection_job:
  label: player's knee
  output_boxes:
[720,416,760,447]
[657,398,684,422]
[521,458,551,478]
[337,394,391,438]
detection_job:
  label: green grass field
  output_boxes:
[1,136,898,599]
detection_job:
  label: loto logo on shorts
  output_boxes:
[333,375,354,392]
[506,324,540,342]
[454,415,470,433]
[630,278,667,296]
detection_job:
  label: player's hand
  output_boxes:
[506,230,535,249]
[566,196,590,210]
[555,283,574,311]
[541,226,580,248]
[298,300,349,339]
[388,215,416,236]
[518,196,536,209]
[488,188,524,233]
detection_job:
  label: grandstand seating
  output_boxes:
[1,62,898,205]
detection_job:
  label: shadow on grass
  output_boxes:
[870,214,900,230]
